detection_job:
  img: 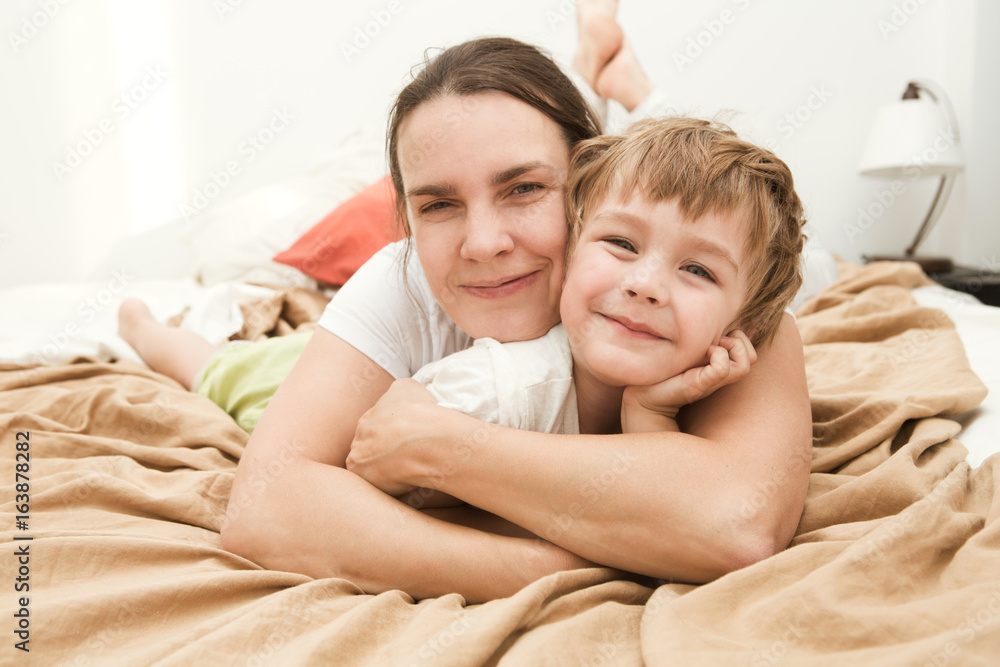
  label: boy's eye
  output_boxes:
[604,237,637,253]
[684,264,715,282]
[511,183,541,196]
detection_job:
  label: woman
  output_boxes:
[220,14,811,603]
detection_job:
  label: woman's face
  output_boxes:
[397,92,570,342]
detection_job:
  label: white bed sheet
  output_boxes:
[912,285,1000,468]
[0,279,276,368]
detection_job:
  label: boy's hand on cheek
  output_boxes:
[621,330,757,433]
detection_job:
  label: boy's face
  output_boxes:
[560,192,749,389]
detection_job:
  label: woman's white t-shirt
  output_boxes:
[317,239,471,380]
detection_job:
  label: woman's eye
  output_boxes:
[511,183,540,196]
[605,237,637,253]
[421,201,452,214]
[684,264,715,281]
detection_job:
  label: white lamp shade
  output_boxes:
[858,98,965,178]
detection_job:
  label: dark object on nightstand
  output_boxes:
[927,266,1000,307]
[863,253,953,274]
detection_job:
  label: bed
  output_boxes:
[3,128,1000,664]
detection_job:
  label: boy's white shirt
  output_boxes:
[411,324,580,435]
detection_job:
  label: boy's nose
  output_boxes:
[625,288,659,305]
[623,260,668,305]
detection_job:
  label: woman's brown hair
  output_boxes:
[386,36,603,238]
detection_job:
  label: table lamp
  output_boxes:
[858,79,965,274]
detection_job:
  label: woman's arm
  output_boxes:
[348,314,812,583]
[220,327,592,602]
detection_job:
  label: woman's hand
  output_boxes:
[347,378,442,496]
[621,330,757,433]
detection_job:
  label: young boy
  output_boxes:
[411,116,804,441]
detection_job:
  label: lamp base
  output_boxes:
[862,254,954,274]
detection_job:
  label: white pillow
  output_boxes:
[180,121,388,287]
[792,226,841,311]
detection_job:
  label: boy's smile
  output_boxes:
[560,192,750,390]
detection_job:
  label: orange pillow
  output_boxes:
[273,175,402,286]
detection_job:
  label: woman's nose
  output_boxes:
[460,206,515,261]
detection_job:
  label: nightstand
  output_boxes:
[927,266,1000,307]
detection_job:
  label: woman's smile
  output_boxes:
[461,270,541,299]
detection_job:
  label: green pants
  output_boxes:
[193,333,311,434]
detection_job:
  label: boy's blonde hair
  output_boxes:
[566,117,806,346]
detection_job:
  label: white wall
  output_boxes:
[1,0,995,288]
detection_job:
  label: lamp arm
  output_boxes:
[905,173,955,257]
[901,80,961,259]
[910,79,962,143]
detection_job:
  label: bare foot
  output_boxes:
[572,0,623,93]
[118,297,158,347]
[595,37,654,113]
[118,297,216,389]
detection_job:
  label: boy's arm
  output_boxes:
[619,403,681,434]
[620,331,756,434]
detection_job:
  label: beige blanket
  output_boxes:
[2,261,998,665]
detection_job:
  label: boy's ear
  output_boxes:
[735,320,758,344]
